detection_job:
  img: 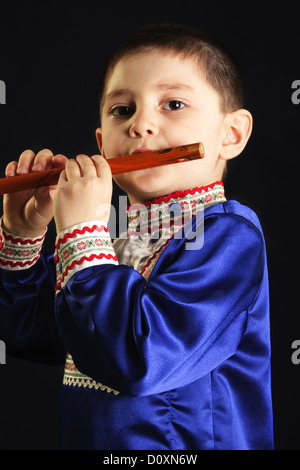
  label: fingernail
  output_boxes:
[32,163,42,171]
[17,165,27,174]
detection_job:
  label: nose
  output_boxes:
[129,109,158,138]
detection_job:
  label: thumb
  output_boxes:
[91,154,112,178]
[52,154,69,169]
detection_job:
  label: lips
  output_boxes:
[131,148,151,154]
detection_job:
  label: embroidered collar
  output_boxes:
[127,181,226,236]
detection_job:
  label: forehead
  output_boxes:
[104,49,208,95]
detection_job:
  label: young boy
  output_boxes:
[0,24,274,450]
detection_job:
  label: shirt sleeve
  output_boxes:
[54,220,118,292]
[0,218,65,363]
[54,211,266,396]
[0,217,46,270]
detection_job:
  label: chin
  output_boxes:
[114,169,179,203]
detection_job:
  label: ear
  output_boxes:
[219,109,253,160]
[95,128,103,155]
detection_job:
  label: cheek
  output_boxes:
[100,126,120,157]
[201,121,225,155]
[112,173,135,192]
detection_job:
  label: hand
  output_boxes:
[2,149,68,237]
[53,154,113,234]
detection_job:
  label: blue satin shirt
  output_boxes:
[0,189,274,450]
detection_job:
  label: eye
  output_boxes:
[163,100,186,111]
[110,105,135,117]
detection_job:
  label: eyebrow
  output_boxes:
[104,83,194,103]
[155,83,194,91]
[104,89,132,102]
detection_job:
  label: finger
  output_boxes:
[5,161,18,177]
[16,149,36,174]
[32,148,54,171]
[57,168,67,184]
[76,154,96,177]
[91,154,112,178]
[65,158,81,180]
[46,155,68,190]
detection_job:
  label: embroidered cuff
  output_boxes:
[54,220,119,292]
[0,218,46,270]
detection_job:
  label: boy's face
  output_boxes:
[97,49,228,203]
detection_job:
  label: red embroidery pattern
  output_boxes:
[2,231,46,245]
[139,237,173,278]
[127,182,225,240]
[55,223,118,292]
[139,181,223,207]
[56,224,109,250]
[0,256,40,269]
[55,252,118,292]
[135,182,226,279]
[0,226,46,270]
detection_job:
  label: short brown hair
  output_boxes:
[99,23,244,115]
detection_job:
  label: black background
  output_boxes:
[0,1,299,450]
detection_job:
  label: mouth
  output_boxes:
[131,147,152,155]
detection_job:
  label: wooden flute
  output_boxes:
[0,142,204,195]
